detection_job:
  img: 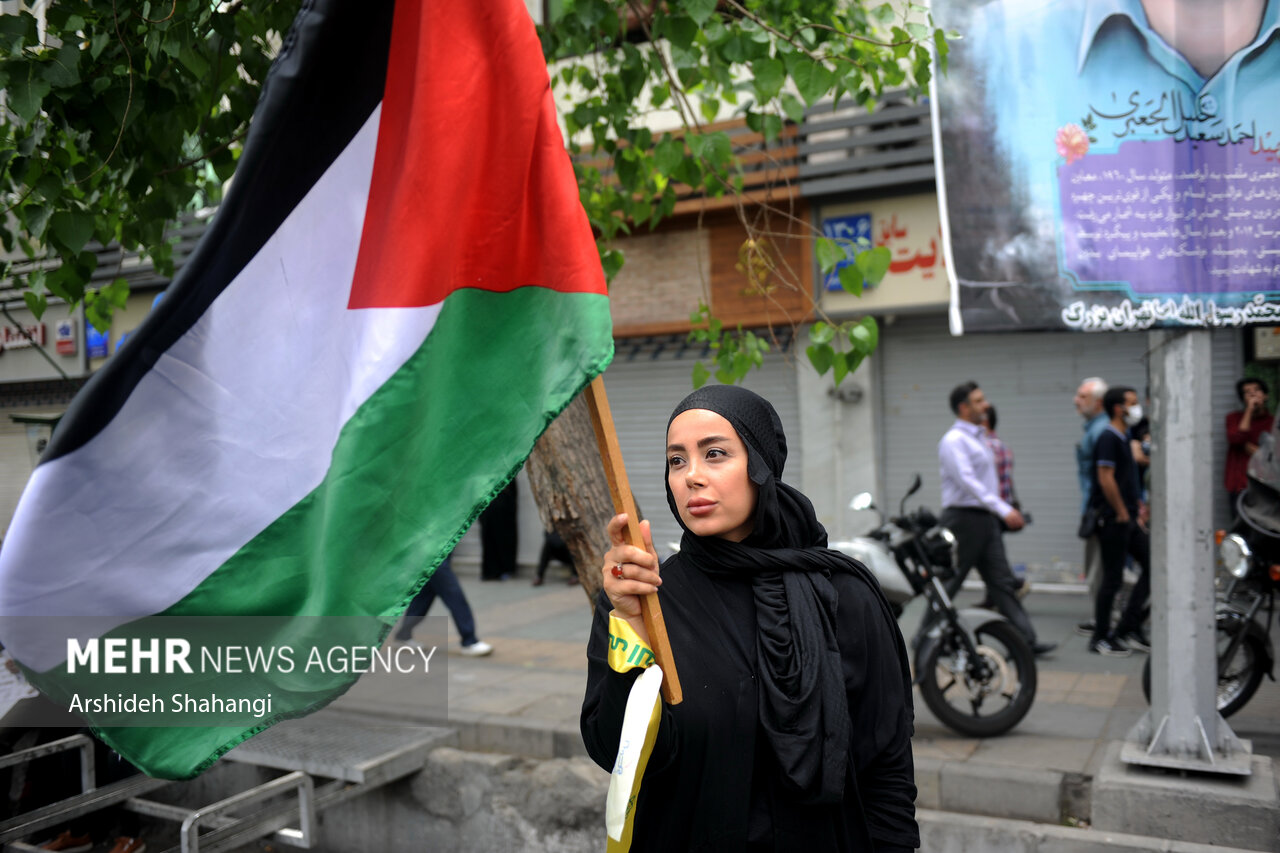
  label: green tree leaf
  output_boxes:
[614,147,642,191]
[685,0,717,26]
[832,351,850,385]
[8,75,52,123]
[663,14,699,50]
[849,322,875,356]
[751,57,785,102]
[780,93,806,124]
[600,247,625,281]
[0,11,36,54]
[810,321,835,345]
[692,361,711,388]
[856,245,892,285]
[792,59,835,107]
[89,31,110,59]
[49,211,94,254]
[856,316,879,351]
[102,276,131,309]
[24,203,52,239]
[43,43,83,88]
[706,131,732,168]
[815,237,844,274]
[806,343,834,375]
[844,351,865,379]
[652,135,682,175]
[23,291,47,319]
[838,264,864,296]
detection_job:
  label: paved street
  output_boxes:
[334,561,1280,788]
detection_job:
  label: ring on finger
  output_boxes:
[611,563,625,579]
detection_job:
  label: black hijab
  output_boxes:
[666,384,902,806]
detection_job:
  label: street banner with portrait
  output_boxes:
[932,0,1280,333]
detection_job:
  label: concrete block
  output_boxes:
[914,755,943,810]
[939,760,1064,823]
[1060,771,1091,824]
[1092,740,1280,852]
[413,747,524,819]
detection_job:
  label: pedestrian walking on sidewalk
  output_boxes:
[1087,386,1151,656]
[395,551,492,656]
[1073,377,1109,639]
[582,385,918,852]
[937,382,1055,656]
[978,404,1030,607]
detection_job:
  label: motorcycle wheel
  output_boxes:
[1140,626,1267,719]
[919,619,1037,737]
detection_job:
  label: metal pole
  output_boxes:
[1123,329,1250,774]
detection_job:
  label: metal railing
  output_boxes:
[576,92,935,215]
[797,95,935,198]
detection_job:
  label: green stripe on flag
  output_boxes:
[31,287,612,780]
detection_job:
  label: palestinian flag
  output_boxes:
[0,0,611,780]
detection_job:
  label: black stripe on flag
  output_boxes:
[45,0,397,462]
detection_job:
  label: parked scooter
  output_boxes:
[831,475,1037,737]
[1141,434,1279,717]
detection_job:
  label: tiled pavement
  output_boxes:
[334,562,1280,789]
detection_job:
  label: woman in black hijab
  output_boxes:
[581,385,918,852]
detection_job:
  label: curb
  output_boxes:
[918,808,1274,853]
[915,756,1088,825]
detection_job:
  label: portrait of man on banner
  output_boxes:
[934,0,1280,333]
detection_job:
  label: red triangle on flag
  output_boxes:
[348,0,606,310]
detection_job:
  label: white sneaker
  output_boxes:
[459,641,493,657]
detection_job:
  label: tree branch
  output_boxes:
[75,0,134,186]
[156,126,249,177]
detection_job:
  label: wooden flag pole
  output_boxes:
[583,375,683,705]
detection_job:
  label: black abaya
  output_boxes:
[581,552,918,852]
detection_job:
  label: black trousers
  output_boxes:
[478,482,518,580]
[535,530,577,582]
[1093,517,1150,642]
[939,507,1038,644]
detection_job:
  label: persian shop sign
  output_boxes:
[822,212,943,291]
[2,323,46,351]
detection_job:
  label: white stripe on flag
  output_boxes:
[0,105,442,672]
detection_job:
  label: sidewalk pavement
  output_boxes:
[332,561,1280,831]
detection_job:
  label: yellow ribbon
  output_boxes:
[605,613,662,852]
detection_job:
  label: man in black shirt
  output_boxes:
[1088,386,1151,656]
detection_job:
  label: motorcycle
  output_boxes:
[832,475,1037,737]
[1140,441,1279,717]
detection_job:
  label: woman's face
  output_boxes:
[667,409,758,542]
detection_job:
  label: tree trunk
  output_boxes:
[525,391,615,605]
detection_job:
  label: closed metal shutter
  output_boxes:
[604,338,801,558]
[1211,329,1245,529]
[878,316,1150,580]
